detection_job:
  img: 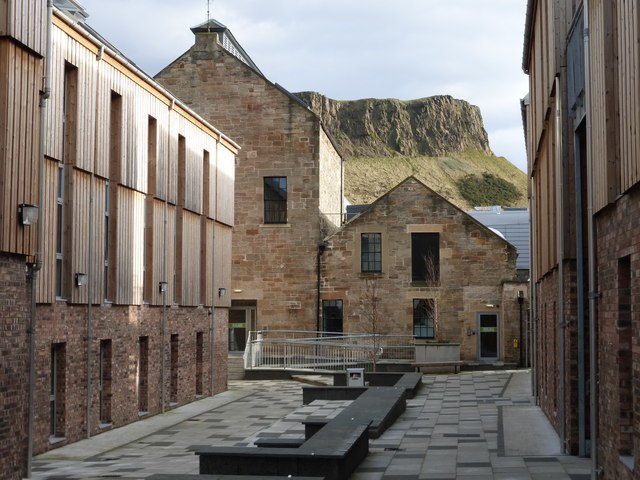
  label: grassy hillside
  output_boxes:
[345,150,528,210]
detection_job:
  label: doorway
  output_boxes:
[229,301,257,352]
[477,313,499,362]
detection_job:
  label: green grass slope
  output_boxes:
[345,150,528,210]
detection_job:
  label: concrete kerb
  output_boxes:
[34,388,255,462]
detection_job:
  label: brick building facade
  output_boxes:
[0,1,237,474]
[524,0,640,475]
[320,177,525,365]
[155,19,344,347]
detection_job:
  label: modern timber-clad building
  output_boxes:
[155,19,344,349]
[524,0,640,475]
[0,1,237,477]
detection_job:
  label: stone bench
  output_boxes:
[330,372,423,398]
[412,361,463,373]
[197,419,369,480]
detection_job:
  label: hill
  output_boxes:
[295,92,527,209]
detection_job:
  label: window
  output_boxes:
[55,164,64,299]
[264,177,287,224]
[99,340,112,425]
[322,300,344,334]
[196,332,204,396]
[361,233,382,273]
[138,336,149,413]
[50,343,66,438]
[107,90,122,302]
[413,299,435,338]
[618,256,633,458]
[104,182,110,301]
[170,334,179,404]
[411,233,440,283]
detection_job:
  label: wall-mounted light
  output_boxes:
[517,290,524,304]
[18,203,39,226]
[218,287,227,297]
[485,303,500,309]
[159,281,168,293]
[74,272,88,287]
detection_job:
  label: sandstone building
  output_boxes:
[524,0,640,475]
[156,19,344,348]
[320,177,525,365]
[0,1,237,476]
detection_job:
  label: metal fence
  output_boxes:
[243,330,415,372]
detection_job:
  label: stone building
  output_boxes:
[156,19,344,350]
[524,0,640,475]
[320,177,525,365]
[0,1,237,474]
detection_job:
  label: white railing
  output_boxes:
[243,330,415,372]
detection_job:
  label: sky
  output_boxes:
[76,0,530,172]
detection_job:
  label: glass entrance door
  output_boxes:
[228,307,256,352]
[478,313,499,362]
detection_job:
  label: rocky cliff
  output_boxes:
[295,92,492,158]
[295,92,527,209]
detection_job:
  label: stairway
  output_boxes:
[227,353,245,380]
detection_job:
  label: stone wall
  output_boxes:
[0,253,29,480]
[32,302,227,455]
[156,29,342,331]
[320,177,519,363]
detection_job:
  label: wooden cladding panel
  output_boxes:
[36,159,58,303]
[115,186,145,305]
[0,0,47,55]
[202,219,214,306]
[216,143,235,226]
[0,40,41,255]
[181,211,201,306]
[148,198,166,306]
[166,204,177,303]
[616,0,640,195]
[213,223,232,308]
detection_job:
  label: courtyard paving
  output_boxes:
[31,370,591,480]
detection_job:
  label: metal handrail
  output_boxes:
[243,330,415,372]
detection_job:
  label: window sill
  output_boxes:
[49,435,66,445]
[620,454,635,472]
[410,281,441,288]
[358,272,384,278]
[99,422,112,430]
[169,402,178,408]
[260,223,290,228]
[138,411,149,417]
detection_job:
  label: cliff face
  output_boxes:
[295,92,492,158]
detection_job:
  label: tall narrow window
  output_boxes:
[322,300,344,334]
[174,135,185,305]
[413,299,435,338]
[170,334,179,404]
[200,149,210,305]
[196,332,204,396]
[618,255,633,458]
[55,164,65,299]
[63,62,78,165]
[264,177,287,224]
[99,339,112,425]
[144,116,157,303]
[103,182,110,301]
[138,336,149,413]
[107,91,122,302]
[411,233,440,283]
[50,343,66,438]
[361,233,382,273]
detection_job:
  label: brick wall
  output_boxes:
[156,30,341,331]
[593,185,640,478]
[32,302,228,455]
[0,253,29,480]
[320,177,519,362]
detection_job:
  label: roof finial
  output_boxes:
[206,0,211,32]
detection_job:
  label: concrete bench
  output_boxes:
[330,372,422,398]
[412,361,463,373]
[253,437,306,448]
[197,419,369,480]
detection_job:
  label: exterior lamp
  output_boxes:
[159,281,168,293]
[218,287,227,297]
[74,272,88,287]
[18,203,39,226]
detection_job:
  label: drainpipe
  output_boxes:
[210,206,216,395]
[583,1,599,476]
[555,76,567,453]
[27,1,53,476]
